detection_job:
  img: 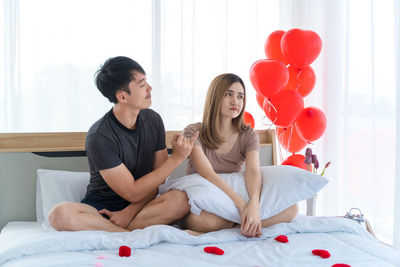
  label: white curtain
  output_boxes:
[151,0,280,130]
[280,0,398,246]
[0,0,280,132]
[394,0,400,250]
[1,0,154,132]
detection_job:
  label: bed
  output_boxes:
[1,130,399,267]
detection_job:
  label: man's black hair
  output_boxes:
[94,56,145,103]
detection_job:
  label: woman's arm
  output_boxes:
[190,145,247,212]
[241,150,263,237]
[244,150,262,204]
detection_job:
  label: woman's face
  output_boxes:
[220,82,245,119]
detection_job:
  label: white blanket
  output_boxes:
[1,216,399,266]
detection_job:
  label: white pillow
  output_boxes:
[159,165,328,224]
[36,169,90,228]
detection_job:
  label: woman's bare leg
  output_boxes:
[182,210,234,234]
[261,204,299,228]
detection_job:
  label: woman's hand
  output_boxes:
[239,200,262,238]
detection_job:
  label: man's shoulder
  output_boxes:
[140,108,162,120]
[139,109,165,130]
[86,112,117,150]
[87,112,111,137]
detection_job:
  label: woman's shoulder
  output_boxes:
[240,126,259,144]
[183,122,202,137]
[183,122,203,147]
[184,122,202,132]
[241,125,256,136]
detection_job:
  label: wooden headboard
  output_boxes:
[0,130,277,229]
[0,130,276,160]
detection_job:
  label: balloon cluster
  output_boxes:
[245,29,327,169]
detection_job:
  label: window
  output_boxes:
[1,0,279,132]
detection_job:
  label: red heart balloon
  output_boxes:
[276,125,307,153]
[295,107,327,142]
[243,111,255,129]
[281,154,307,170]
[265,30,288,65]
[281,29,322,68]
[249,59,289,99]
[263,89,304,128]
[285,65,316,97]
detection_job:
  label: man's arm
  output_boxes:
[99,133,197,203]
[153,148,169,169]
[96,146,173,228]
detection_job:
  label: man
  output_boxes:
[49,56,197,232]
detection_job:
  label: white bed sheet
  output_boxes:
[1,216,399,267]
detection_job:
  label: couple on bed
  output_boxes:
[48,56,298,238]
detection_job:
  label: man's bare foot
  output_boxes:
[184,229,204,236]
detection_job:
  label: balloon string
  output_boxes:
[261,115,274,129]
[295,69,302,92]
[267,100,278,125]
[276,129,284,163]
[263,99,283,162]
[286,125,294,158]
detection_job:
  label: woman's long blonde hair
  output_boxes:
[200,73,249,149]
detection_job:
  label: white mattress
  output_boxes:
[1,216,400,267]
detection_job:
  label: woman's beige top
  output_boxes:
[183,122,260,175]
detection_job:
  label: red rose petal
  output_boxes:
[332,264,351,267]
[204,246,224,255]
[312,249,330,258]
[274,235,289,243]
[119,245,131,257]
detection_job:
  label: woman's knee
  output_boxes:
[278,203,299,223]
[287,203,299,220]
[185,212,233,232]
[204,215,233,231]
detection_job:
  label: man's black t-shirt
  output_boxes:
[82,108,166,208]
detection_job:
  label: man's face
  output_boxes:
[125,71,152,109]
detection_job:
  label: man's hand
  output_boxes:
[239,201,262,238]
[170,131,199,163]
[99,205,138,229]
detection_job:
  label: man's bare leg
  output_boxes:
[261,204,299,228]
[48,202,128,232]
[127,190,190,231]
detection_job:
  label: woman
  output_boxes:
[182,73,298,237]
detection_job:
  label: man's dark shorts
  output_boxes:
[80,193,130,219]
